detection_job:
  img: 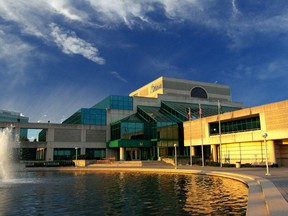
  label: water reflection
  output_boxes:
[0,171,247,215]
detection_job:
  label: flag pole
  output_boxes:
[218,100,222,167]
[199,104,204,167]
[189,108,193,166]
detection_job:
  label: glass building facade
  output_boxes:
[209,115,261,135]
[63,82,241,160]
[53,148,106,160]
[0,109,29,139]
[63,96,133,125]
[93,95,133,110]
[63,108,106,125]
[108,100,242,159]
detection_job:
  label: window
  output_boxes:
[191,87,208,99]
[209,116,261,135]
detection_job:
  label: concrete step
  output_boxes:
[141,160,173,167]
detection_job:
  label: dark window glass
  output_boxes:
[209,116,261,135]
[191,87,208,99]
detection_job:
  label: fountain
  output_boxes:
[0,126,248,215]
[0,126,16,180]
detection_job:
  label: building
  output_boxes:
[183,100,288,166]
[1,77,248,162]
[0,109,29,139]
[60,76,243,161]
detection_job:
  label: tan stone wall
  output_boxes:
[263,101,288,139]
[220,141,265,164]
[183,100,288,165]
[129,77,164,98]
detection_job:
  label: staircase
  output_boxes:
[141,160,173,168]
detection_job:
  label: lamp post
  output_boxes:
[174,144,178,169]
[75,147,78,167]
[262,133,270,176]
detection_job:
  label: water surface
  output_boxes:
[0,171,248,215]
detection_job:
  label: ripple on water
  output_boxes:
[0,171,248,216]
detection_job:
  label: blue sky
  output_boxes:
[1,0,288,123]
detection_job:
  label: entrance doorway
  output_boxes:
[126,148,141,160]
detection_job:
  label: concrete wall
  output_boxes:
[183,100,288,166]
[0,122,108,161]
[129,76,233,101]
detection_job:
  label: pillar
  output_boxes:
[191,146,196,156]
[80,148,85,155]
[268,140,276,164]
[120,147,125,161]
[46,147,53,161]
[211,145,218,162]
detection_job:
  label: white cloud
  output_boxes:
[0,0,105,65]
[0,0,49,37]
[231,0,240,16]
[87,0,150,28]
[110,71,128,83]
[1,0,288,52]
[1,0,288,80]
[50,23,105,64]
[226,58,288,82]
[0,30,35,87]
[47,0,84,21]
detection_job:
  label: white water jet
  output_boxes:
[0,127,16,180]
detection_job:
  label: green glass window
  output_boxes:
[209,116,261,135]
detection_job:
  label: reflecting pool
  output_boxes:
[0,171,248,215]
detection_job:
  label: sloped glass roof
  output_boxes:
[162,101,241,120]
[137,106,180,124]
[112,113,143,124]
[111,101,242,126]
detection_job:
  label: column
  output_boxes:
[120,147,125,161]
[81,126,86,142]
[80,148,85,155]
[268,140,276,164]
[211,145,218,162]
[46,147,53,161]
[191,146,196,156]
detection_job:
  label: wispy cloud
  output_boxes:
[50,23,105,64]
[48,0,84,21]
[1,0,288,55]
[1,0,288,86]
[225,58,288,82]
[0,30,36,87]
[231,0,240,17]
[110,71,128,83]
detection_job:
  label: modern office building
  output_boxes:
[183,100,288,166]
[0,109,29,139]
[60,76,243,161]
[2,77,287,166]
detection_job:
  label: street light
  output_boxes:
[75,147,78,167]
[262,133,270,176]
[174,144,178,169]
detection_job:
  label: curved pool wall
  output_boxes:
[25,166,288,216]
[0,169,248,215]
